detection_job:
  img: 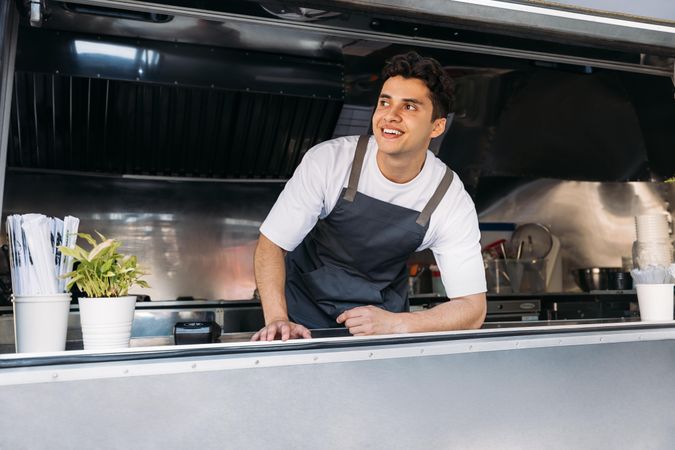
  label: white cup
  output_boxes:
[12,293,72,353]
[636,284,674,321]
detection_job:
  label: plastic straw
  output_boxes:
[631,265,670,285]
[22,215,59,294]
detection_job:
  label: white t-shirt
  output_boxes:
[260,135,487,298]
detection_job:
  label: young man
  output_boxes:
[252,52,486,341]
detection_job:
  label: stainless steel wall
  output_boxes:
[1,171,283,301]
[479,179,675,290]
[3,171,673,300]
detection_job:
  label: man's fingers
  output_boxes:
[280,323,291,341]
[296,325,311,339]
[344,317,364,329]
[345,318,371,335]
[251,321,312,342]
[265,323,278,341]
[337,307,368,324]
[336,308,357,324]
[289,324,311,339]
[347,325,369,336]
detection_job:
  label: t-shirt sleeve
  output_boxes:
[430,192,487,298]
[259,148,327,252]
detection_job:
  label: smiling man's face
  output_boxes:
[372,75,446,158]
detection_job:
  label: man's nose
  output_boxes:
[383,105,403,122]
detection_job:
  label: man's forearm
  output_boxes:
[254,234,289,324]
[401,293,486,333]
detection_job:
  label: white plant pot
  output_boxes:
[78,296,137,350]
[12,293,72,353]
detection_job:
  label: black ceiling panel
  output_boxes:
[8,72,343,179]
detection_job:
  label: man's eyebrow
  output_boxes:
[378,93,424,104]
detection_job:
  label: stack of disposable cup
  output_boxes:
[632,214,673,269]
[633,214,674,321]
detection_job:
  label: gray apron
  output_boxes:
[285,135,453,329]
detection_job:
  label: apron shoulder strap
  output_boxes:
[416,166,454,227]
[343,135,370,202]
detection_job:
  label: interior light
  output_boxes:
[74,40,137,60]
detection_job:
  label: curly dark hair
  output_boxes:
[381,52,455,120]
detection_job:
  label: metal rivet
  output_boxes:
[55,69,59,74]
[191,363,197,369]
[515,342,520,347]
[96,74,100,78]
[135,77,140,81]
[419,349,424,354]
[468,345,473,350]
[123,369,129,374]
[51,373,58,379]
[313,356,318,361]
[368,352,374,358]
[174,81,178,85]
[210,84,215,88]
[254,360,260,365]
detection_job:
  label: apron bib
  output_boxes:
[285,135,453,329]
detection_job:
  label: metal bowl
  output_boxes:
[573,267,626,291]
[607,271,633,290]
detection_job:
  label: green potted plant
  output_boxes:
[59,232,149,350]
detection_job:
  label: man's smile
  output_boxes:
[380,127,405,139]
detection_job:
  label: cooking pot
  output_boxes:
[573,267,632,291]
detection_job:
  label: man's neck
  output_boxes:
[376,149,427,184]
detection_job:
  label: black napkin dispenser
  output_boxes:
[173,321,222,345]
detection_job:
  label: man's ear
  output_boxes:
[430,117,446,138]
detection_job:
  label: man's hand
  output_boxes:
[336,306,406,336]
[250,319,312,342]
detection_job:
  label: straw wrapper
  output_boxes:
[631,265,673,285]
[6,214,79,296]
